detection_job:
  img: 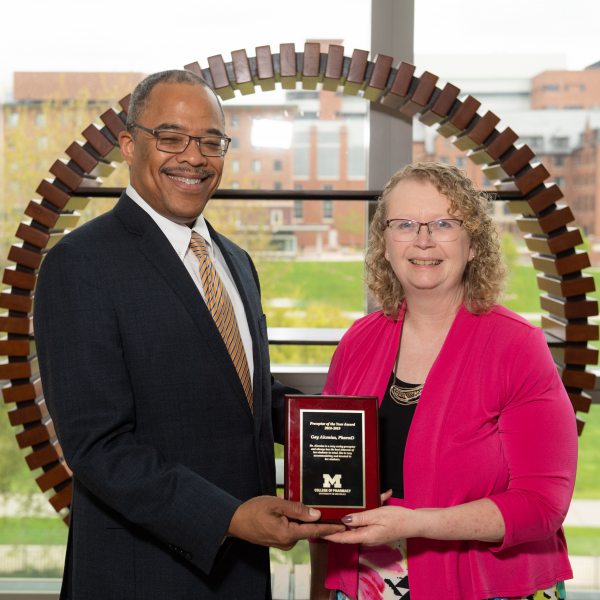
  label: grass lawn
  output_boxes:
[258,262,569,316]
[564,527,600,555]
[259,261,365,313]
[0,517,67,545]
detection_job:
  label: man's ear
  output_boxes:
[119,130,135,167]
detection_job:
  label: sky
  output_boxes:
[1,0,599,99]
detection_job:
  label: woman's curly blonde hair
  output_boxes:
[365,162,506,318]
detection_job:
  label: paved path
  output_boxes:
[565,500,600,528]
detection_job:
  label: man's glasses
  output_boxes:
[386,219,464,242]
[130,124,231,157]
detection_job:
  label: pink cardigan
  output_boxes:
[320,303,577,600]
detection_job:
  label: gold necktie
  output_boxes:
[189,232,253,415]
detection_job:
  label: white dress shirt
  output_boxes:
[126,184,254,387]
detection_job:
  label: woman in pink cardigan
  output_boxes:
[309,163,577,600]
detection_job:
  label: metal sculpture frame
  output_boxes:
[1,42,597,524]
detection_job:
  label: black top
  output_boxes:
[379,370,420,499]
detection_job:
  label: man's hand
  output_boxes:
[226,496,345,550]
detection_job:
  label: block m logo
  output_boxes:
[323,474,342,488]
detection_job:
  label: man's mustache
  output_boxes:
[160,167,214,178]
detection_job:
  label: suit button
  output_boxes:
[167,544,173,550]
[185,553,193,561]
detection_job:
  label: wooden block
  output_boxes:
[485,127,518,161]
[524,228,582,255]
[469,111,501,145]
[65,141,98,174]
[2,266,36,291]
[25,200,59,229]
[577,415,585,436]
[8,245,43,270]
[36,179,71,209]
[557,365,596,390]
[301,42,321,90]
[436,95,480,138]
[548,342,598,366]
[82,123,116,158]
[399,71,438,116]
[516,205,574,234]
[231,49,255,95]
[294,564,311,600]
[323,45,345,92]
[542,314,599,342]
[2,378,42,404]
[255,46,275,91]
[184,62,203,77]
[49,482,72,512]
[63,513,70,526]
[46,232,68,249]
[532,251,590,277]
[272,563,291,600]
[419,83,460,126]
[63,195,92,211]
[342,49,369,96]
[568,390,593,413]
[467,146,496,166]
[16,418,55,449]
[16,222,49,249]
[540,294,598,320]
[36,462,72,493]
[515,163,550,195]
[0,315,33,335]
[119,94,132,114]
[25,439,63,470]
[0,291,34,313]
[527,183,564,215]
[454,110,500,151]
[100,108,127,139]
[207,55,235,100]
[0,358,39,380]
[537,273,595,298]
[481,163,508,181]
[8,399,48,427]
[0,336,36,357]
[381,62,416,108]
[49,159,83,192]
[54,213,81,230]
[362,53,393,100]
[500,144,536,178]
[279,43,297,89]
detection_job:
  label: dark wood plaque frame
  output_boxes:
[285,394,380,523]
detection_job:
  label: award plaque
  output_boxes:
[284,395,380,523]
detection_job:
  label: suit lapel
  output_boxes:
[113,194,254,423]
[207,221,264,432]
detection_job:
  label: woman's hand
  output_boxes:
[323,505,425,546]
[323,498,505,545]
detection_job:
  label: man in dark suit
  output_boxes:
[34,70,342,599]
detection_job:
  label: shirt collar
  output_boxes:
[126,184,213,256]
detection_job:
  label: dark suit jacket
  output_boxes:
[34,193,294,599]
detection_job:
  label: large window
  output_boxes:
[346,119,366,179]
[293,130,310,178]
[317,127,340,179]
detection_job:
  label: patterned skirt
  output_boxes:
[334,540,567,600]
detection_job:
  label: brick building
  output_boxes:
[531,62,600,110]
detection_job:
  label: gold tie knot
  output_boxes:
[190,232,209,256]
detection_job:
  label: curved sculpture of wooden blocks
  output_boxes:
[2,43,596,525]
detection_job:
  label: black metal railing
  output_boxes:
[72,187,525,201]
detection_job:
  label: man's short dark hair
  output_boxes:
[127,69,225,131]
